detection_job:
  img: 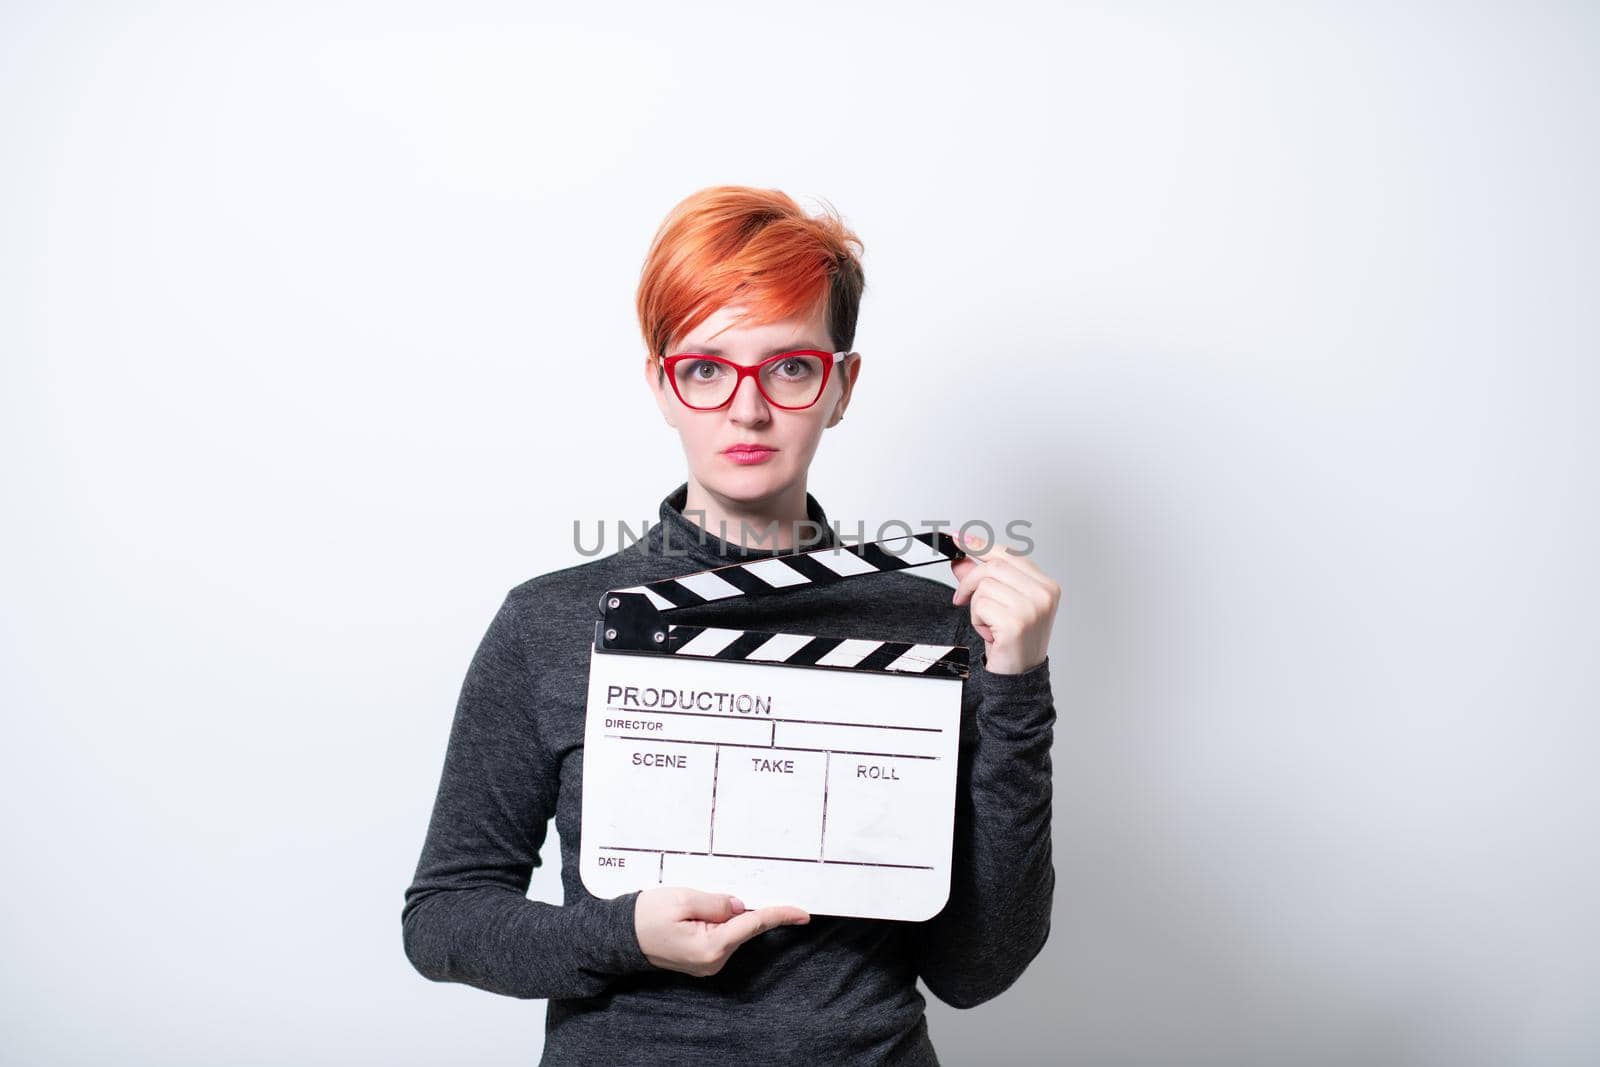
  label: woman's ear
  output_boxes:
[646,355,676,428]
[827,352,861,428]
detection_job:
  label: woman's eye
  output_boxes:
[687,360,724,380]
[775,357,812,379]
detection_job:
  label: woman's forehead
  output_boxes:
[676,302,829,352]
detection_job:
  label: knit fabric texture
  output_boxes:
[402,484,1056,1066]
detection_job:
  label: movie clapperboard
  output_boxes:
[579,530,970,921]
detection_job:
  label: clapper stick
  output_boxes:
[595,531,972,680]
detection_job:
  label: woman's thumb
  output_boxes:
[680,890,744,922]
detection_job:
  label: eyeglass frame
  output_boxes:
[658,349,855,411]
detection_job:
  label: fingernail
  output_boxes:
[729,896,746,912]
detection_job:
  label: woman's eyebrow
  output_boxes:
[688,342,829,356]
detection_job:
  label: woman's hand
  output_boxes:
[634,887,810,977]
[950,530,1061,675]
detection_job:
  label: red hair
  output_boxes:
[636,186,865,365]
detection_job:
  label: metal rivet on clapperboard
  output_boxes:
[604,628,617,640]
[607,597,620,608]
[653,631,665,643]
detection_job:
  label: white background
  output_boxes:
[2,2,1596,1064]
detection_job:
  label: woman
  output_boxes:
[402,186,1061,1066]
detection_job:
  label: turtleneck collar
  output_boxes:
[643,482,839,568]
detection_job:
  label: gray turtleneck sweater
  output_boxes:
[401,485,1056,1066]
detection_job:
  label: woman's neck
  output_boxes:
[682,475,814,552]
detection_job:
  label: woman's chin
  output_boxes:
[698,463,791,501]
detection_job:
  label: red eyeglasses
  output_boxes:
[661,349,852,411]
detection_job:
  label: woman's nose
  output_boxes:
[726,375,771,425]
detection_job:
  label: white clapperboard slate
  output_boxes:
[579,530,969,922]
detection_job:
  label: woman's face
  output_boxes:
[647,300,859,508]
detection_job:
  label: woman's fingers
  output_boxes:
[949,554,978,586]
[954,557,1040,607]
[715,905,811,954]
[970,586,1029,644]
[990,551,1062,605]
[950,529,1062,676]
[951,554,994,605]
[637,888,810,977]
[953,549,1053,608]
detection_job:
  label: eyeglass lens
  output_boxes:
[673,354,828,409]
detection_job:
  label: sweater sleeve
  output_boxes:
[401,590,656,1000]
[910,608,1057,1008]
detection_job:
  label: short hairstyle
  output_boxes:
[636,186,865,366]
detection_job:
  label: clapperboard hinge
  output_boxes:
[594,530,971,680]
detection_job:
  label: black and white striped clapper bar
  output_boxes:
[580,530,970,921]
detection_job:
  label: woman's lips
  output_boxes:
[723,445,776,465]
